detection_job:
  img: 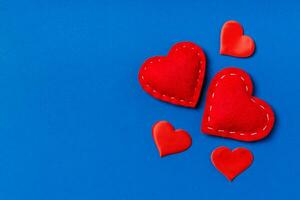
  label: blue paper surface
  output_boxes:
[0,0,299,199]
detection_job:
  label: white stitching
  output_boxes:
[260,105,265,109]
[141,44,204,105]
[206,72,270,136]
[262,125,267,131]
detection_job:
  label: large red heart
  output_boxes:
[211,146,253,181]
[220,20,255,57]
[152,121,192,157]
[138,42,206,108]
[201,68,275,142]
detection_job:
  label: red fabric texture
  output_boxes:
[211,146,253,181]
[152,121,192,157]
[138,41,206,108]
[202,68,275,142]
[220,20,255,58]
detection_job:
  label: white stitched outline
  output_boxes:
[206,72,270,137]
[141,44,204,105]
[260,105,265,109]
[262,125,267,131]
[212,92,215,98]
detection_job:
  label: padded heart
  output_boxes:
[138,42,206,108]
[220,20,255,57]
[201,68,275,142]
[211,146,253,181]
[152,121,192,157]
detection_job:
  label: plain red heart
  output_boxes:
[211,146,253,181]
[202,68,275,142]
[138,42,206,108]
[152,121,192,157]
[220,20,255,57]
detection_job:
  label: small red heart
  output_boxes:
[211,146,253,181]
[202,68,275,142]
[138,42,206,108]
[220,20,255,57]
[152,121,192,157]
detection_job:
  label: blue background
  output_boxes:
[0,0,299,199]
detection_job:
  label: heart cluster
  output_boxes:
[138,20,275,181]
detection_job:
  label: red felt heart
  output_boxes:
[220,20,255,57]
[211,146,253,181]
[138,42,206,108]
[201,68,275,142]
[152,121,192,157]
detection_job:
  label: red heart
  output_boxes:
[211,146,253,181]
[138,42,206,108]
[201,68,275,142]
[152,121,192,157]
[220,20,255,57]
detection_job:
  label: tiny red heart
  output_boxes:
[201,67,275,142]
[220,20,255,57]
[152,121,192,157]
[139,42,206,108]
[211,146,253,181]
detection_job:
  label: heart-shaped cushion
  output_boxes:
[201,67,275,142]
[138,42,206,108]
[220,20,255,58]
[152,121,192,157]
[211,146,253,181]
